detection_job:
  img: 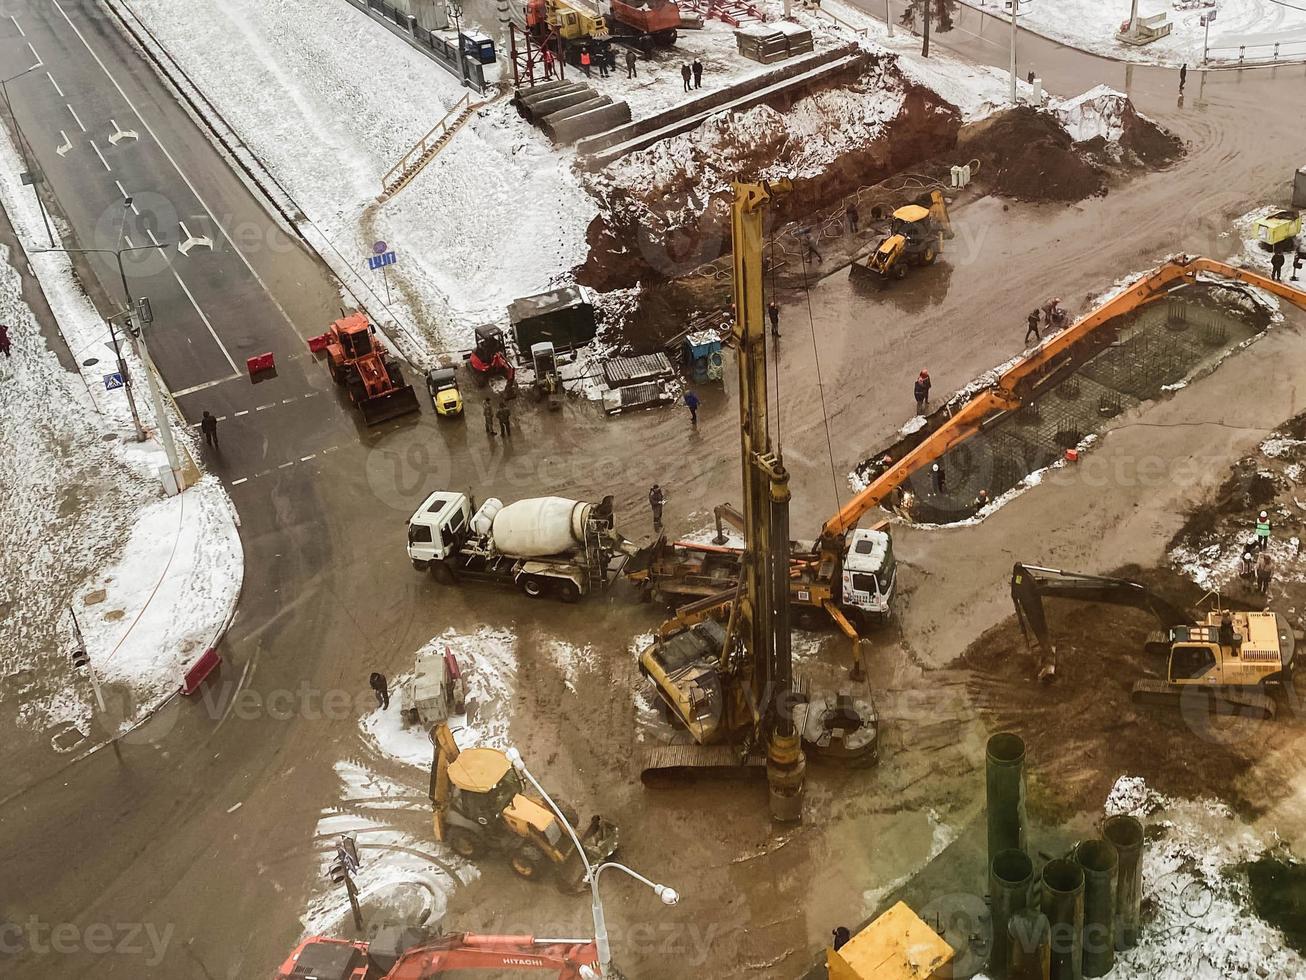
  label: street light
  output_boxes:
[1007,0,1035,104]
[448,0,469,89]
[37,211,183,487]
[505,747,678,978]
[1,57,55,246]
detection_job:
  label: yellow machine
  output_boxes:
[858,190,953,282]
[827,902,955,980]
[527,0,609,41]
[637,180,879,811]
[1011,563,1297,719]
[1253,209,1301,247]
[429,724,618,886]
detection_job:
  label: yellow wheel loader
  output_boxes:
[429,724,618,890]
[855,190,954,284]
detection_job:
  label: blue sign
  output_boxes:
[103,372,125,391]
[367,250,398,271]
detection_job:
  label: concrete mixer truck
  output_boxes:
[406,491,641,601]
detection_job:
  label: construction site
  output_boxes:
[4,1,1306,980]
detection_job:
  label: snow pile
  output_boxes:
[362,626,519,770]
[0,120,242,740]
[1104,776,1306,979]
[1053,85,1127,144]
[128,0,594,349]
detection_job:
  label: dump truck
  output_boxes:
[608,0,681,52]
[309,313,420,425]
[406,492,639,601]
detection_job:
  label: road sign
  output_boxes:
[373,240,388,255]
[367,250,397,271]
[103,372,125,391]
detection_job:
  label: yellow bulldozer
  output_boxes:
[429,724,618,889]
[855,189,953,283]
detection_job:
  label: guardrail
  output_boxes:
[1205,38,1306,66]
[382,93,473,191]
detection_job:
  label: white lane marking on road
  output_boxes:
[140,228,241,373]
[55,130,72,156]
[11,15,25,37]
[46,71,64,97]
[300,454,315,462]
[278,461,294,469]
[52,0,304,339]
[172,372,241,397]
[303,391,319,398]
[281,398,294,404]
[66,103,85,132]
[25,42,38,65]
[231,478,248,486]
[255,403,274,411]
[234,409,249,417]
[88,139,111,171]
[114,178,129,198]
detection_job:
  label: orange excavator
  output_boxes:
[274,933,599,979]
[638,255,1306,665]
[309,313,421,425]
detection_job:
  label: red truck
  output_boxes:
[608,0,681,52]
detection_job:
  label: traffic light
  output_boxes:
[328,860,346,884]
[71,648,89,670]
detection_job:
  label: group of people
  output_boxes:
[1237,510,1276,595]
[680,59,704,91]
[1024,297,1065,346]
[481,398,514,438]
[575,44,642,80]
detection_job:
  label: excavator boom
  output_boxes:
[822,255,1306,539]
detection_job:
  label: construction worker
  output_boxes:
[483,399,496,436]
[369,672,390,710]
[1256,552,1273,595]
[1042,297,1063,327]
[200,410,219,448]
[1240,551,1255,580]
[496,401,512,438]
[767,300,780,338]
[681,63,691,92]
[832,927,851,951]
[1255,511,1271,551]
[597,46,609,78]
[914,369,931,414]
[692,58,703,89]
[1293,251,1303,282]
[580,47,592,78]
[649,483,667,529]
[684,389,700,425]
[543,47,555,79]
[1219,611,1236,649]
[932,461,946,495]
[974,488,990,513]
[1025,309,1041,345]
[1179,63,1188,92]
[626,48,637,79]
[846,202,859,235]
[1271,250,1285,281]
[800,226,822,264]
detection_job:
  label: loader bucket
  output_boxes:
[359,383,421,425]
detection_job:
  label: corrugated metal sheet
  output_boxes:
[603,352,674,387]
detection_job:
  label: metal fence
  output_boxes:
[345,0,488,92]
[1205,38,1306,66]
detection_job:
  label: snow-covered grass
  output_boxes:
[970,0,1306,67]
[129,0,594,351]
[0,122,242,742]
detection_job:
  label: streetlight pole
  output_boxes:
[449,0,469,89]
[1009,0,1019,104]
[38,239,183,486]
[0,60,55,247]
[505,748,678,979]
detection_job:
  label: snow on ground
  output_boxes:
[362,626,518,770]
[970,0,1306,67]
[0,126,242,743]
[304,759,473,937]
[1102,776,1306,979]
[129,0,594,351]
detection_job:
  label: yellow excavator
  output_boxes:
[1011,563,1297,719]
[856,190,953,282]
[637,180,879,813]
[429,723,618,888]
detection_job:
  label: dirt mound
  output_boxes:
[576,61,961,292]
[961,564,1292,821]
[1119,101,1184,166]
[958,106,1107,203]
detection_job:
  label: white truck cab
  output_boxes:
[840,528,896,620]
[407,491,475,566]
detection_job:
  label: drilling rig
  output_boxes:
[637,180,877,820]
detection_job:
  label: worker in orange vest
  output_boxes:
[580,46,592,78]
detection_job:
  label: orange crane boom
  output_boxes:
[822,254,1306,538]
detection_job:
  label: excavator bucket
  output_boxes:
[359,383,421,426]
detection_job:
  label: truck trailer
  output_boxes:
[406,492,639,601]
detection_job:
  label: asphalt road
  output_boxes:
[1,2,1305,978]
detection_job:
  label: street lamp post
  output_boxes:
[38,235,183,486]
[505,748,678,978]
[448,0,469,89]
[1,59,55,247]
